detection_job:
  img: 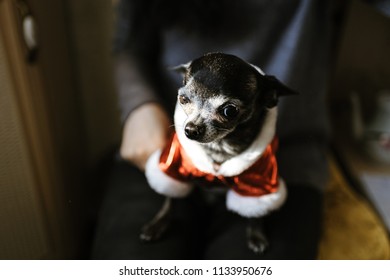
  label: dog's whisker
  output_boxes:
[216,127,231,132]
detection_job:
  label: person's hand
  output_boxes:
[120,103,171,171]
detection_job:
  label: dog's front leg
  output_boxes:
[140,197,172,242]
[246,218,269,255]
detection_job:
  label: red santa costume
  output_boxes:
[145,107,287,218]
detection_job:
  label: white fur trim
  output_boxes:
[226,179,287,218]
[145,149,193,198]
[175,102,278,177]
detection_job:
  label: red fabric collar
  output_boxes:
[159,133,279,197]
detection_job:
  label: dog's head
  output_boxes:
[174,52,297,143]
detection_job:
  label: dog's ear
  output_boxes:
[262,75,299,108]
[169,62,191,85]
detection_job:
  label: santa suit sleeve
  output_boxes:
[145,134,194,198]
[225,139,288,218]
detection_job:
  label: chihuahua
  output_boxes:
[142,52,297,254]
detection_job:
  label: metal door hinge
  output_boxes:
[15,0,38,63]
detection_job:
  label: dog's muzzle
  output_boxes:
[184,122,205,141]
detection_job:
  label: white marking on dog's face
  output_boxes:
[176,93,241,143]
[199,96,229,120]
[176,73,247,144]
[177,87,197,116]
[208,96,229,108]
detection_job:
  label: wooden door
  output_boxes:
[0,0,86,259]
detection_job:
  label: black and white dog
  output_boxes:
[142,53,297,254]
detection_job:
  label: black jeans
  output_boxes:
[91,161,323,259]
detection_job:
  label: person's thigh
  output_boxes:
[203,185,323,259]
[91,161,200,259]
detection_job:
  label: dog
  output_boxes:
[141,52,297,254]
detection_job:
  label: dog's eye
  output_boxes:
[222,105,239,119]
[179,95,190,104]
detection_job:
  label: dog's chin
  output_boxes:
[188,137,214,144]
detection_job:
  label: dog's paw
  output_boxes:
[139,220,169,242]
[140,197,172,242]
[246,226,269,255]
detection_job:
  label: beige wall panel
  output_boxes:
[0,33,50,259]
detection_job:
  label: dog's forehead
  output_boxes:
[181,77,228,103]
[187,54,260,97]
[180,81,241,112]
[185,73,258,105]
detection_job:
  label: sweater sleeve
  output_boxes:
[114,53,161,122]
[113,0,164,123]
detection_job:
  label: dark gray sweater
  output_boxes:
[114,0,331,190]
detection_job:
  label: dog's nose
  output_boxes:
[184,123,205,140]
